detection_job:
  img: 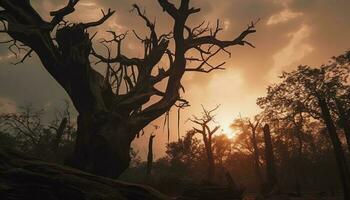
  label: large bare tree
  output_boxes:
[0,0,256,178]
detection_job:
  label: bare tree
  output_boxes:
[0,0,256,177]
[248,117,264,191]
[231,116,264,190]
[190,106,221,183]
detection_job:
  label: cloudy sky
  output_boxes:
[0,0,349,158]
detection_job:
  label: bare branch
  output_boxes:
[131,4,158,47]
[50,0,80,28]
[186,18,259,50]
[157,0,178,18]
[13,49,33,65]
[81,9,115,29]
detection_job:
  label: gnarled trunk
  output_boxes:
[68,113,134,178]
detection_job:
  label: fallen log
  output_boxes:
[0,147,170,200]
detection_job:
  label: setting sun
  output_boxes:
[218,117,237,139]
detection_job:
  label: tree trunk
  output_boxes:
[146,135,156,181]
[335,99,350,152]
[203,136,215,183]
[318,97,350,200]
[262,124,278,193]
[0,147,169,200]
[67,113,135,178]
[294,121,303,197]
[52,117,68,153]
[251,129,264,191]
[207,149,215,183]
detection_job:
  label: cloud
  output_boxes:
[269,24,313,79]
[267,9,303,25]
[0,97,17,114]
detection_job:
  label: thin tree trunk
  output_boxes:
[318,97,350,200]
[146,135,156,181]
[207,149,215,183]
[294,120,303,197]
[203,135,215,183]
[52,117,68,153]
[251,128,264,191]
[262,124,278,193]
[335,99,350,152]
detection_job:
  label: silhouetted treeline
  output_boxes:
[121,51,350,197]
[0,103,76,163]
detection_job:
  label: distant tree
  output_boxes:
[0,104,75,162]
[166,130,202,173]
[0,0,257,177]
[146,134,156,181]
[231,116,264,191]
[190,106,221,183]
[262,124,278,193]
[257,51,350,199]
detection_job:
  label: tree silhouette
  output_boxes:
[0,104,75,161]
[231,116,264,191]
[262,124,278,194]
[146,134,156,182]
[190,105,221,183]
[0,0,257,177]
[257,51,350,199]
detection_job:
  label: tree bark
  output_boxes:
[67,113,135,178]
[0,147,169,200]
[318,97,350,200]
[262,124,278,193]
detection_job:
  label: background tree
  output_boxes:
[257,51,350,199]
[231,116,264,191]
[146,134,156,182]
[0,0,257,178]
[262,124,278,194]
[0,104,75,162]
[190,106,220,183]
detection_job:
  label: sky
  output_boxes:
[0,0,349,159]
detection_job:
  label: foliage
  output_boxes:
[0,103,76,163]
